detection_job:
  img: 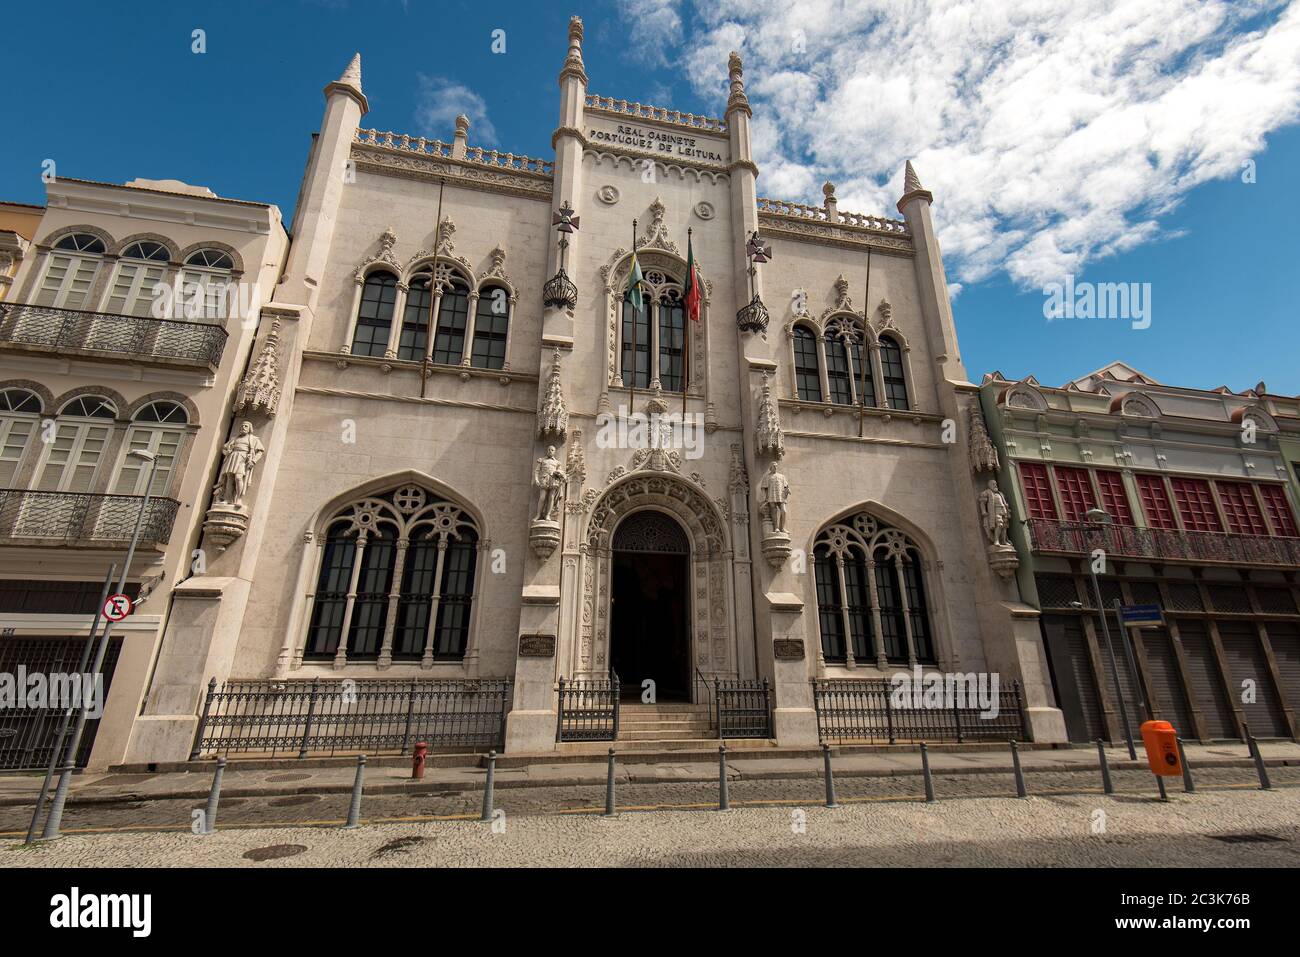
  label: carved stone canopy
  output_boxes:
[967,403,1000,473]
[637,197,680,254]
[755,372,785,459]
[353,226,401,281]
[537,349,569,441]
[234,319,283,418]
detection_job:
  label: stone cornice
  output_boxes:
[351,143,553,203]
[758,216,914,256]
[572,129,731,178]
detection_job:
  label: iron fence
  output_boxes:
[0,636,122,770]
[556,673,620,742]
[1027,518,1300,568]
[715,678,772,739]
[813,677,1026,744]
[190,677,512,758]
[0,489,180,544]
[0,302,228,366]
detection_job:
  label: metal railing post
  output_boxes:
[298,679,320,759]
[189,677,218,761]
[883,680,895,744]
[400,681,417,754]
[555,677,565,743]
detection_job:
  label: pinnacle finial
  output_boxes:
[727,51,750,114]
[326,52,368,113]
[455,114,470,136]
[904,161,923,194]
[340,52,361,87]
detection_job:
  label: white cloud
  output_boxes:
[672,0,1300,289]
[414,74,496,143]
[621,0,685,66]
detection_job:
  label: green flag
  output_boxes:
[625,249,645,309]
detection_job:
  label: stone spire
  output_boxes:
[727,51,751,115]
[897,159,934,212]
[561,15,588,85]
[755,372,785,459]
[325,52,368,113]
[234,319,283,418]
[537,349,569,441]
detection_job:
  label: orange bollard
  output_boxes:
[1140,720,1182,776]
[411,741,428,780]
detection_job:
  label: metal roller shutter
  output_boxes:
[1264,622,1300,714]
[1217,621,1288,738]
[1174,621,1237,739]
[1043,615,1105,743]
[1093,615,1145,739]
[1140,629,1194,737]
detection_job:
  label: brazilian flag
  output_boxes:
[625,248,645,309]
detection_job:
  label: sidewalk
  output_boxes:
[2,740,1296,809]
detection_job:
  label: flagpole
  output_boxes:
[421,177,446,400]
[858,247,872,439]
[682,227,691,417]
[629,219,638,413]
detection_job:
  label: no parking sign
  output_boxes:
[102,593,133,621]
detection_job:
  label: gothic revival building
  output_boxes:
[4,17,1074,768]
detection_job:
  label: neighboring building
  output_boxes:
[0,177,287,769]
[0,201,43,301]
[980,362,1300,745]
[122,17,1066,766]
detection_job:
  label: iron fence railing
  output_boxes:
[556,672,620,742]
[0,302,228,366]
[1027,518,1300,568]
[715,678,772,739]
[190,677,512,758]
[0,637,122,770]
[0,489,179,544]
[812,677,1026,744]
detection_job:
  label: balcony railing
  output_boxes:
[1027,518,1300,568]
[0,302,227,367]
[0,489,180,545]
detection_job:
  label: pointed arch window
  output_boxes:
[471,285,509,370]
[350,271,398,357]
[813,511,936,667]
[305,486,480,665]
[400,272,432,361]
[0,388,42,486]
[792,326,822,401]
[879,335,909,409]
[432,277,471,365]
[621,299,651,389]
[617,268,688,393]
[657,289,685,392]
[36,234,106,310]
[825,319,873,406]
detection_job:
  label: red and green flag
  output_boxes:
[683,232,701,323]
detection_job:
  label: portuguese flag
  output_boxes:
[625,247,645,309]
[683,231,701,323]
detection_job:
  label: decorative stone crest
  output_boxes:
[832,274,854,312]
[352,226,401,282]
[537,350,569,441]
[755,372,785,459]
[479,245,509,283]
[637,197,679,254]
[645,379,669,414]
[597,184,620,205]
[234,319,283,418]
[758,462,792,568]
[968,404,1000,473]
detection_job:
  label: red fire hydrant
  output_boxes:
[411,741,428,780]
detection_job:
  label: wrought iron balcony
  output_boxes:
[0,489,180,546]
[0,302,227,367]
[1026,517,1300,569]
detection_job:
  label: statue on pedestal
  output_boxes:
[213,421,265,508]
[978,479,1011,547]
[759,462,790,534]
[533,446,565,522]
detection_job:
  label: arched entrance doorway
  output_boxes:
[610,510,691,701]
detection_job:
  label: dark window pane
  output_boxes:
[346,533,397,658]
[471,287,509,370]
[793,327,822,401]
[399,276,432,361]
[814,548,845,662]
[433,283,470,365]
[433,532,477,659]
[351,273,397,358]
[621,301,651,389]
[658,298,684,392]
[306,531,357,658]
[880,336,908,409]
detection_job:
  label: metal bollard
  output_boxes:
[603,748,617,817]
[479,750,497,822]
[1010,740,1027,799]
[1176,736,1195,793]
[1154,774,1168,802]
[1096,739,1114,795]
[343,755,366,829]
[1247,734,1273,791]
[202,757,227,835]
[717,745,730,811]
[822,743,840,809]
[920,743,935,803]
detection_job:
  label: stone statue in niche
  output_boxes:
[533,446,565,521]
[978,479,1011,546]
[759,462,790,533]
[213,421,265,507]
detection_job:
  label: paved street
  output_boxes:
[3,779,1296,868]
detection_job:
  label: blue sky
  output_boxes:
[2,0,1297,393]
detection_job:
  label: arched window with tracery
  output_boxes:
[0,388,43,486]
[400,271,432,361]
[304,486,480,665]
[879,335,909,409]
[35,233,106,310]
[824,318,875,407]
[618,268,688,393]
[432,276,471,365]
[350,271,398,357]
[813,510,935,667]
[792,326,822,401]
[471,285,509,370]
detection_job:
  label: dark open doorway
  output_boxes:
[609,511,691,702]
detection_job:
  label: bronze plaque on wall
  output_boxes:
[773,639,805,660]
[518,633,556,657]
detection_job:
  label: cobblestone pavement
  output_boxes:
[2,779,1297,868]
[2,765,1296,839]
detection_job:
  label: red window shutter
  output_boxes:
[1093,470,1134,525]
[1216,482,1269,536]
[1018,463,1057,520]
[1053,466,1096,522]
[1136,474,1177,529]
[1258,484,1299,536]
[1170,478,1223,532]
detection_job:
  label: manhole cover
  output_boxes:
[265,773,313,782]
[268,795,320,807]
[371,836,425,858]
[1208,832,1288,844]
[243,844,308,861]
